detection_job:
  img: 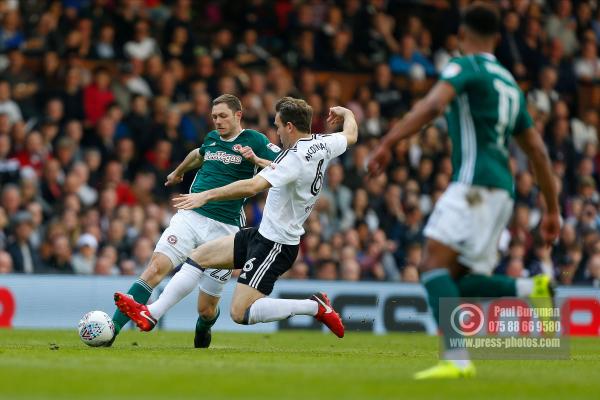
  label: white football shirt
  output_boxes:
[258,133,348,245]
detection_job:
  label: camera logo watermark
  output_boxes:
[449,303,484,336]
[439,297,570,360]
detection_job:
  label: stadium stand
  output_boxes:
[0,0,599,287]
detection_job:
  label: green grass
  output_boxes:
[0,330,599,400]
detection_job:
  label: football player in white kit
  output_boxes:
[115,97,358,338]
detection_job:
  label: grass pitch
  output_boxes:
[0,329,598,400]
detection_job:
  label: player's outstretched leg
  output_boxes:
[311,292,345,338]
[110,278,153,334]
[230,284,345,338]
[108,253,173,344]
[114,292,157,331]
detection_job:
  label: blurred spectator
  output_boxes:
[1,183,21,215]
[0,249,12,274]
[583,253,600,286]
[497,10,528,80]
[284,29,316,69]
[434,34,460,73]
[72,233,98,275]
[389,35,435,80]
[571,108,599,153]
[544,38,578,97]
[315,259,338,280]
[43,234,75,274]
[546,0,580,58]
[0,79,22,124]
[321,163,353,237]
[83,67,115,126]
[285,260,309,280]
[370,63,409,119]
[92,24,119,60]
[557,245,583,285]
[574,39,600,82]
[319,29,355,71]
[124,20,159,61]
[0,10,24,52]
[359,100,385,139]
[3,48,38,118]
[131,236,153,275]
[505,257,526,278]
[520,17,546,82]
[0,133,18,185]
[528,66,560,117]
[236,29,270,68]
[6,211,42,274]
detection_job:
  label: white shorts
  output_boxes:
[155,210,239,297]
[424,183,514,275]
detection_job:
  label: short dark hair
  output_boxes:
[275,97,313,133]
[462,2,501,37]
[212,94,242,113]
[93,66,110,76]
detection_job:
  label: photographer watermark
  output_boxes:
[439,297,570,360]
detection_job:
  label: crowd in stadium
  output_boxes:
[0,0,599,287]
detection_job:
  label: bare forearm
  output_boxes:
[517,129,560,214]
[175,149,203,174]
[381,99,438,148]
[528,145,560,214]
[253,157,272,169]
[204,179,259,202]
[342,111,358,145]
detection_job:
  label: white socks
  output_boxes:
[147,263,319,324]
[247,298,318,324]
[148,263,202,320]
[516,278,535,297]
[444,349,471,368]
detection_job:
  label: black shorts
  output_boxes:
[233,227,299,295]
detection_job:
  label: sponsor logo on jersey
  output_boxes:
[204,151,243,164]
[267,143,282,153]
[167,235,178,245]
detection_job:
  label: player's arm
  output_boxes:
[367,81,456,176]
[165,148,204,186]
[172,175,271,210]
[515,127,561,244]
[327,106,358,146]
[237,146,273,169]
[238,134,281,169]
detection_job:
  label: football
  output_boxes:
[78,311,115,347]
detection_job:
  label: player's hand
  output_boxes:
[172,193,209,210]
[165,171,184,187]
[327,106,351,126]
[235,145,258,164]
[367,144,392,177]
[540,211,561,245]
